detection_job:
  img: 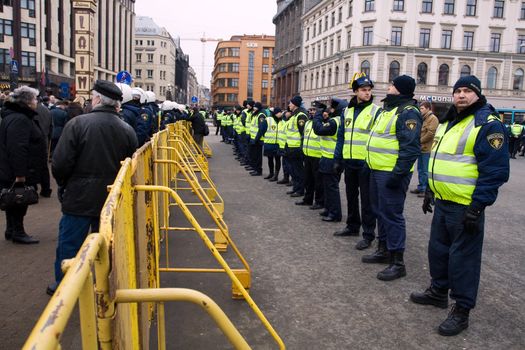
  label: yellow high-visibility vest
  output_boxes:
[343,103,379,160]
[302,119,322,158]
[286,112,307,147]
[320,117,341,159]
[264,117,279,144]
[277,119,287,149]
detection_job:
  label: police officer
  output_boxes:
[240,101,254,165]
[333,75,380,250]
[313,99,346,222]
[410,76,509,336]
[286,96,308,197]
[297,102,324,209]
[509,120,523,158]
[116,83,148,147]
[262,107,282,180]
[232,105,243,158]
[276,110,291,184]
[144,91,159,134]
[250,102,266,176]
[362,75,421,281]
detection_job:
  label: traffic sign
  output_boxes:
[191,96,198,103]
[116,70,132,85]
[10,60,18,74]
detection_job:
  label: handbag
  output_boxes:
[0,182,39,210]
[203,123,210,136]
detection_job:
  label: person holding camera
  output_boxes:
[0,86,46,244]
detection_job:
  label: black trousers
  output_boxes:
[266,154,281,176]
[303,156,323,205]
[215,121,221,135]
[344,165,376,240]
[322,172,342,220]
[252,142,263,173]
[288,151,305,194]
[40,150,51,192]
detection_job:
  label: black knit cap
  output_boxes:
[93,80,123,101]
[452,75,482,97]
[273,107,282,115]
[254,102,263,110]
[392,75,416,97]
[290,95,302,107]
[246,100,255,107]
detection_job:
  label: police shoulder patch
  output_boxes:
[298,119,306,126]
[323,122,331,127]
[345,118,352,127]
[487,133,504,150]
[259,116,265,123]
[271,125,277,130]
[405,119,417,131]
[141,113,149,121]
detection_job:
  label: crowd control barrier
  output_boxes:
[23,124,285,349]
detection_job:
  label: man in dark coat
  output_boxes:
[35,100,53,197]
[48,80,137,295]
[50,100,69,155]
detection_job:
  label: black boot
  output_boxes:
[438,304,470,336]
[333,226,359,237]
[377,251,406,281]
[410,286,448,309]
[264,173,274,180]
[4,215,13,240]
[11,215,39,244]
[268,175,278,182]
[361,240,389,264]
[276,177,290,184]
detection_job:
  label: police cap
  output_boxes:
[352,76,374,92]
[93,80,123,101]
[312,101,327,109]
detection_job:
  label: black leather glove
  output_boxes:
[422,190,434,214]
[58,187,65,203]
[463,205,483,235]
[385,173,403,189]
[333,160,344,174]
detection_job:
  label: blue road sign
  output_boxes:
[59,82,70,99]
[10,60,18,74]
[191,96,198,103]
[116,70,132,85]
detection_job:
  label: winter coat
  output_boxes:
[51,107,69,140]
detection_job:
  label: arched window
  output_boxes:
[304,74,308,90]
[316,72,319,88]
[513,68,524,91]
[487,66,498,89]
[438,64,449,85]
[321,70,326,87]
[460,65,471,78]
[389,60,400,82]
[417,62,428,85]
[335,66,340,85]
[361,60,370,76]
[310,73,314,90]
[344,63,350,83]
[328,68,332,86]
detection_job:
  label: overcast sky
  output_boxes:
[134,0,277,87]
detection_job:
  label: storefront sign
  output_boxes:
[419,95,453,103]
[73,0,96,99]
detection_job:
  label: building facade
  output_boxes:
[133,16,176,101]
[211,35,275,109]
[300,0,525,115]
[187,65,198,104]
[174,40,189,104]
[198,85,211,109]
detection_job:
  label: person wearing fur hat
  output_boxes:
[411,75,509,336]
[286,96,308,197]
[362,74,421,282]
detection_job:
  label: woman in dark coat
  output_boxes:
[0,86,46,244]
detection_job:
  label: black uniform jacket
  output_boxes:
[52,105,138,217]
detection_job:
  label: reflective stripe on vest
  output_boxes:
[265,117,279,144]
[428,114,499,205]
[320,117,341,159]
[286,112,306,147]
[277,119,287,149]
[366,107,404,171]
[302,120,322,158]
[342,103,379,160]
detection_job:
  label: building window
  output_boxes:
[227,94,237,102]
[247,51,254,99]
[419,28,431,48]
[263,64,269,73]
[304,75,308,90]
[21,0,35,17]
[21,22,36,46]
[490,33,501,52]
[21,51,36,67]
[443,0,454,14]
[417,62,428,84]
[331,11,335,27]
[393,0,404,11]
[310,73,314,90]
[348,0,353,17]
[147,54,154,63]
[463,31,474,51]
[363,27,373,46]
[441,30,452,49]
[262,80,268,88]
[518,35,525,53]
[460,65,471,77]
[338,7,343,23]
[316,72,319,88]
[328,68,332,86]
[263,48,270,58]
[218,64,226,72]
[312,47,315,62]
[389,61,400,82]
[317,44,321,60]
[0,48,10,66]
[335,66,340,85]
[466,0,477,16]
[361,60,370,76]
[330,38,334,55]
[345,63,350,83]
[313,23,317,37]
[324,16,328,31]
[422,0,433,13]
[0,18,13,41]
[487,67,498,89]
[493,0,504,18]
[231,47,240,57]
[347,30,352,49]
[323,41,327,57]
[514,69,524,90]
[231,63,239,72]
[147,70,153,79]
[135,54,141,62]
[438,64,449,85]
[306,28,310,41]
[321,70,326,87]
[337,35,341,52]
[135,69,141,78]
[365,0,374,12]
[521,2,525,20]
[391,27,402,46]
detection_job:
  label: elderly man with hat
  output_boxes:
[333,75,380,249]
[285,96,308,197]
[362,75,421,281]
[410,75,509,336]
[48,80,138,295]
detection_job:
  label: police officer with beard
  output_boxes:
[410,75,509,336]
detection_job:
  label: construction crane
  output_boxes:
[180,33,222,87]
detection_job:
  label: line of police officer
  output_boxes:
[217,73,510,337]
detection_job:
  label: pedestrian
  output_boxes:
[0,86,46,244]
[297,102,324,209]
[48,80,137,296]
[410,75,509,336]
[276,110,291,185]
[508,120,523,158]
[189,106,206,149]
[286,96,308,197]
[67,96,86,121]
[362,75,421,281]
[249,103,266,176]
[50,100,69,155]
[240,101,254,165]
[35,98,53,197]
[410,101,439,196]
[262,107,282,180]
[333,75,380,251]
[117,83,149,147]
[314,99,346,222]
